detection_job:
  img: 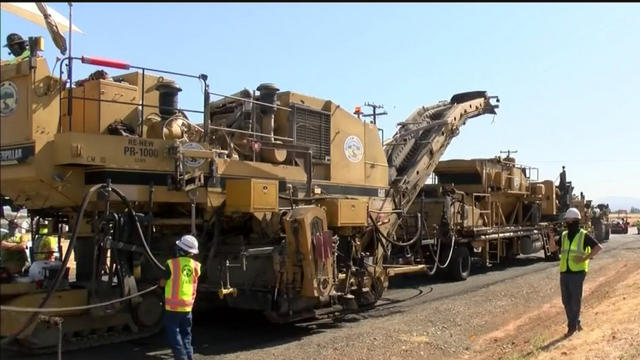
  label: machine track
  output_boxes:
[3,323,163,355]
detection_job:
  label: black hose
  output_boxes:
[425,196,457,269]
[2,183,103,344]
[2,183,166,345]
[109,187,165,271]
[368,213,422,247]
[422,217,440,276]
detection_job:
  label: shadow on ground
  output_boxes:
[1,256,549,360]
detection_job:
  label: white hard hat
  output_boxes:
[564,207,582,220]
[176,234,199,254]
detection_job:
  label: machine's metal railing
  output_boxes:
[57,56,209,139]
[499,157,540,182]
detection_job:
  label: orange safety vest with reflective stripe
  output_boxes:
[559,229,591,272]
[164,257,201,312]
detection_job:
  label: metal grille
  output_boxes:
[292,104,331,162]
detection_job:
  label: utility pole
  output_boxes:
[362,102,387,125]
[500,149,518,158]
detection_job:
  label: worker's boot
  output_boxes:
[564,326,577,338]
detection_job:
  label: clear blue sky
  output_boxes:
[2,3,639,201]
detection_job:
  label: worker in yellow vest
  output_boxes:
[0,221,29,275]
[35,221,58,261]
[3,33,30,64]
[159,235,201,360]
[557,208,603,337]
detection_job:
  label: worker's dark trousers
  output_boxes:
[164,310,194,360]
[560,272,586,331]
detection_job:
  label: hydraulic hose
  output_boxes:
[1,285,159,313]
[2,183,165,345]
[109,186,166,271]
[368,213,422,247]
[425,195,457,270]
[2,183,104,345]
[427,228,456,269]
[422,217,440,276]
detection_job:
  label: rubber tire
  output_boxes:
[447,246,471,281]
[499,242,517,266]
[133,291,164,329]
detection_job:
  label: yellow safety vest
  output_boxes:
[559,229,591,272]
[0,235,28,274]
[35,235,58,261]
[9,50,30,64]
[164,257,201,312]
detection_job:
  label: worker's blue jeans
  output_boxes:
[560,272,586,332]
[164,310,194,360]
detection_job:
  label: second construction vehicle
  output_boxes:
[387,153,562,280]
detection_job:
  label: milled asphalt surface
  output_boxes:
[3,229,638,360]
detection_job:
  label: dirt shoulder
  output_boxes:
[469,260,640,360]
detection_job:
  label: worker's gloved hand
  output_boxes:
[572,254,588,263]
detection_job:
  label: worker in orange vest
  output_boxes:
[158,235,201,360]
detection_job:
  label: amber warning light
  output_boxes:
[81,56,130,70]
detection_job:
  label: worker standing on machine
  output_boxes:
[34,220,58,261]
[0,220,29,276]
[557,207,603,337]
[3,33,30,64]
[159,235,201,360]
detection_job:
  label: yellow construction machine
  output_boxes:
[0,31,499,352]
[388,152,562,280]
[390,155,615,280]
[555,166,604,239]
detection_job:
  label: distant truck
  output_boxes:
[610,218,629,234]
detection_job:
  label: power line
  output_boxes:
[361,102,387,125]
[526,160,640,163]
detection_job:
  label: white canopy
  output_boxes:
[1,2,83,34]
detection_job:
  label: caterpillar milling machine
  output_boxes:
[0,45,498,352]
